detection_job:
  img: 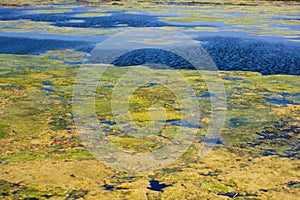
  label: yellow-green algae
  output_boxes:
[1,1,299,42]
[0,50,299,199]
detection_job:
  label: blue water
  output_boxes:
[0,35,95,54]
[0,5,300,75]
[148,180,172,192]
[200,93,214,98]
[139,82,157,88]
[42,81,52,86]
[162,119,200,129]
[42,88,55,93]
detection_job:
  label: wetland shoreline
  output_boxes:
[0,1,299,199]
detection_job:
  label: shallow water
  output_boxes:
[0,2,300,200]
[0,3,299,74]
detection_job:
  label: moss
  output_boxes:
[2,152,44,163]
[0,11,300,197]
[290,184,300,189]
[0,121,9,138]
[200,182,234,193]
[49,149,93,160]
[244,74,300,93]
[0,179,88,199]
[107,135,164,152]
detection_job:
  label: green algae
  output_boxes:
[0,47,300,199]
[29,9,73,14]
[200,182,234,193]
[1,1,299,42]
[0,53,297,158]
[0,19,118,36]
[0,179,88,200]
[74,12,112,17]
[0,121,9,138]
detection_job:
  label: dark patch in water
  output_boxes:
[174,107,188,111]
[293,93,300,97]
[101,121,117,126]
[42,194,54,199]
[147,180,172,192]
[203,137,223,144]
[249,119,300,159]
[265,97,294,105]
[224,77,243,81]
[42,81,52,86]
[64,61,82,65]
[260,189,268,192]
[218,192,240,198]
[102,84,114,89]
[262,149,277,156]
[168,100,175,105]
[0,11,168,28]
[200,93,214,98]
[42,88,55,93]
[199,172,219,177]
[139,82,157,88]
[278,92,290,97]
[112,49,195,70]
[1,85,22,90]
[0,36,94,55]
[66,190,88,200]
[163,119,200,129]
[102,184,114,191]
[287,181,300,188]
[219,192,257,198]
[201,37,300,75]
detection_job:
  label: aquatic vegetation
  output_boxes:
[0,19,118,36]
[200,182,234,193]
[28,9,73,14]
[74,12,112,17]
[162,13,229,23]
[0,1,299,199]
[0,121,9,138]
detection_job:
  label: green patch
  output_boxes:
[290,183,300,189]
[108,135,164,153]
[48,149,93,160]
[0,121,9,138]
[200,182,234,193]
[0,179,88,199]
[2,152,44,163]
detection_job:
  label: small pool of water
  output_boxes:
[41,88,55,93]
[265,97,295,105]
[42,81,52,86]
[200,93,214,98]
[139,82,157,88]
[147,180,172,192]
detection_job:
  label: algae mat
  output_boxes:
[0,1,300,200]
[0,52,299,199]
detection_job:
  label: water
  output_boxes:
[265,97,295,105]
[42,81,52,86]
[0,4,299,74]
[147,180,172,192]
